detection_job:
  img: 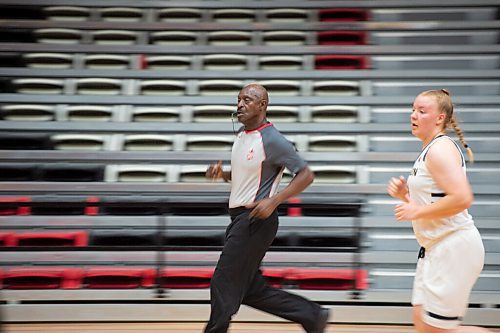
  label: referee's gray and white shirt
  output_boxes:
[228,123,307,209]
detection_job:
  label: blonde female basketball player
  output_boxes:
[387,89,490,333]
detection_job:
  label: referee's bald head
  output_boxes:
[242,83,269,106]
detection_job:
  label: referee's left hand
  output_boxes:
[246,197,279,219]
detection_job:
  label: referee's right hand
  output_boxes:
[206,160,223,181]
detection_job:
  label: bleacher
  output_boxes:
[0,0,499,327]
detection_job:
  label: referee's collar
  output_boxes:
[244,122,273,133]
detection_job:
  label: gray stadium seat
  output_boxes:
[262,31,308,46]
[139,80,186,96]
[75,78,123,95]
[106,165,170,182]
[13,78,64,94]
[192,105,234,122]
[131,106,180,122]
[156,8,203,23]
[266,106,300,123]
[145,55,192,70]
[369,137,420,152]
[313,81,360,96]
[308,135,359,152]
[265,8,308,23]
[23,53,74,69]
[310,105,359,123]
[185,135,233,151]
[212,9,256,23]
[198,80,244,96]
[258,56,304,70]
[150,31,198,46]
[207,31,252,46]
[91,30,140,45]
[43,6,91,21]
[83,54,132,69]
[64,105,115,122]
[201,54,249,70]
[122,134,175,151]
[98,7,144,22]
[257,80,302,96]
[51,134,111,151]
[34,28,83,44]
[310,165,359,184]
[179,165,213,183]
[0,104,55,121]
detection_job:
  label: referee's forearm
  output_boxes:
[274,166,314,204]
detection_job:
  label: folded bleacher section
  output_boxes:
[0,0,499,326]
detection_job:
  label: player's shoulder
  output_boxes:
[426,136,462,165]
[429,136,458,153]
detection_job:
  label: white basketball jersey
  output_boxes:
[407,135,474,248]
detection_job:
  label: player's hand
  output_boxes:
[387,176,408,201]
[394,201,420,221]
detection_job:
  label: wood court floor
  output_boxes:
[4,323,500,333]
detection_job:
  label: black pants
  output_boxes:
[204,207,321,333]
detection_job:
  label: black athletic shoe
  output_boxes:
[309,307,329,333]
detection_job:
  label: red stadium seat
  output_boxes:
[317,31,367,45]
[0,196,31,215]
[3,268,83,289]
[318,8,368,22]
[12,231,88,247]
[286,268,368,290]
[261,268,291,288]
[286,197,302,216]
[85,196,100,215]
[83,267,155,289]
[160,267,214,289]
[0,232,16,246]
[315,55,369,70]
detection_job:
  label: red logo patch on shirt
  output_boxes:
[247,148,254,160]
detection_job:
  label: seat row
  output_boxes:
[5,6,369,23]
[5,28,498,46]
[0,228,358,249]
[3,77,500,96]
[2,53,372,71]
[2,104,499,124]
[6,52,500,71]
[4,28,365,46]
[6,5,497,23]
[0,52,500,71]
[4,53,499,71]
[1,163,499,186]
[0,103,363,123]
[3,228,499,252]
[0,266,368,290]
[1,132,499,154]
[0,163,357,184]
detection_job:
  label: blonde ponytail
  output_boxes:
[450,115,474,163]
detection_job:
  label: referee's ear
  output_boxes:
[260,100,268,113]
